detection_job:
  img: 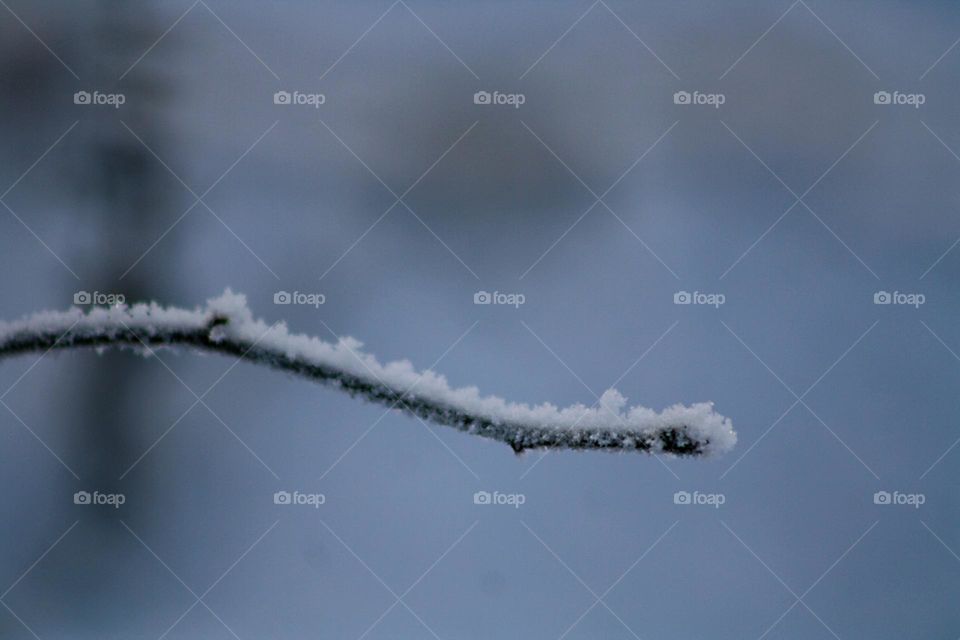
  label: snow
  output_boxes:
[0,290,736,456]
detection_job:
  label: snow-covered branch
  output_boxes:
[0,291,735,456]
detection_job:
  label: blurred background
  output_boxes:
[1,1,959,637]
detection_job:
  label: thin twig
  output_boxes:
[0,291,735,456]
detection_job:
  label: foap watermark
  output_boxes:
[74,90,125,108]
[673,490,725,508]
[673,90,725,108]
[873,90,925,108]
[274,290,325,308]
[274,90,326,108]
[874,290,925,308]
[674,290,725,308]
[473,90,525,109]
[74,490,125,509]
[74,290,125,306]
[274,490,325,508]
[473,490,525,508]
[873,490,924,509]
[474,290,525,308]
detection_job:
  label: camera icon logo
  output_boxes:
[873,491,891,505]
[274,91,291,105]
[473,91,491,105]
[274,291,291,304]
[74,291,91,305]
[273,491,292,505]
[873,291,891,305]
[673,91,691,105]
[673,491,691,505]
[74,91,91,105]
[673,291,691,305]
[873,91,891,105]
[474,291,492,305]
[473,491,492,505]
[74,491,91,505]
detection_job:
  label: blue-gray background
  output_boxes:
[1,1,959,638]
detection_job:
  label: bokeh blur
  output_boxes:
[1,1,959,637]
